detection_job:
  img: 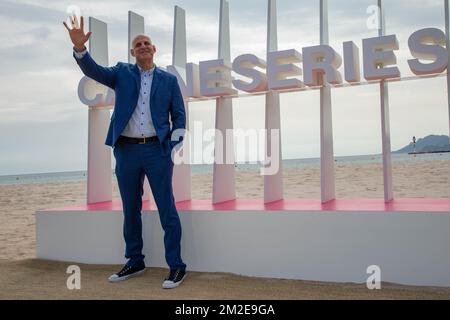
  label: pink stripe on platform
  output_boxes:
[41,198,450,212]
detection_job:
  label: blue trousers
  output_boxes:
[113,140,186,271]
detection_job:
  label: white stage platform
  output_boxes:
[36,198,450,287]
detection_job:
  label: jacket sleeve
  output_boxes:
[169,76,187,146]
[73,51,119,89]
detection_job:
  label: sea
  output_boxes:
[1,152,449,186]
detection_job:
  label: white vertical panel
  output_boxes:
[319,0,336,203]
[128,11,144,64]
[264,0,283,203]
[127,11,153,202]
[87,17,112,204]
[445,0,450,143]
[173,6,187,67]
[218,0,231,62]
[172,6,192,202]
[320,0,329,45]
[378,0,393,202]
[213,0,236,204]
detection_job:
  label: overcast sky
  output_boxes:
[0,0,448,175]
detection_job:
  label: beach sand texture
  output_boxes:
[0,160,449,299]
[1,259,450,299]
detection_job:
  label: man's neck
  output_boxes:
[137,60,154,71]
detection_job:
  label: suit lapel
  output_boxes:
[131,64,141,92]
[150,67,161,103]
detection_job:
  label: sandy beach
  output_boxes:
[1,259,450,300]
[1,159,449,299]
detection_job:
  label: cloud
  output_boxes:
[0,0,448,174]
[0,112,89,175]
[0,68,85,124]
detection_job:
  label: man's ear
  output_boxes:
[152,45,156,53]
[130,49,135,57]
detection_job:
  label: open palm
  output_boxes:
[63,16,92,51]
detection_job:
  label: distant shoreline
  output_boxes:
[408,150,450,155]
[1,152,450,186]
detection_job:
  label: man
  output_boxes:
[63,15,187,289]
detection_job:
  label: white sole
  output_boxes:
[162,274,187,289]
[108,268,146,283]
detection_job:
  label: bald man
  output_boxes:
[64,16,187,289]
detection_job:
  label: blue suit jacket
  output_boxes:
[74,51,186,155]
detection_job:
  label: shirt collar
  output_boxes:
[137,64,156,75]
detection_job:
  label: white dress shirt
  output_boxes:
[74,49,157,138]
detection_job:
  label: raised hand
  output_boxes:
[63,15,92,52]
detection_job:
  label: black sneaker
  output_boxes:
[162,268,187,289]
[108,263,146,282]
